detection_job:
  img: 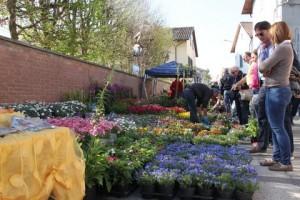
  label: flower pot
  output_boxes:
[84,112,94,119]
[109,133,117,144]
[84,186,98,200]
[141,183,156,194]
[196,187,214,197]
[179,186,195,197]
[217,189,234,199]
[100,138,111,145]
[110,184,137,197]
[235,190,253,200]
[157,184,175,195]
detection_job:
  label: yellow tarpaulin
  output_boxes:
[0,114,85,200]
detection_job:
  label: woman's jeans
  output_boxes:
[265,87,292,165]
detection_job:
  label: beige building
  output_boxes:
[241,0,300,59]
[167,27,198,69]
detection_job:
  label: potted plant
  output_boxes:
[195,176,214,197]
[215,173,236,199]
[179,174,195,197]
[139,172,156,194]
[156,171,176,196]
[235,179,258,200]
[83,137,108,200]
[108,159,137,197]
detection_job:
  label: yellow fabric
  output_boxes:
[0,112,24,128]
[0,127,85,200]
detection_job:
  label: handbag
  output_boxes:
[239,89,253,101]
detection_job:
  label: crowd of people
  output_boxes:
[174,20,300,172]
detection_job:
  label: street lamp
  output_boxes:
[132,31,143,76]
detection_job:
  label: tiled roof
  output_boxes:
[242,0,254,14]
[172,27,194,40]
[171,27,198,57]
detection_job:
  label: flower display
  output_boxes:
[2,101,86,118]
[128,104,185,114]
[128,104,168,114]
[166,106,186,113]
[47,117,116,138]
[141,143,257,192]
[177,111,190,119]
[106,114,137,133]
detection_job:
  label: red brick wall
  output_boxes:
[0,36,170,103]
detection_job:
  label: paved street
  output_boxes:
[251,120,300,200]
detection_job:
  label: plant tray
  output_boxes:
[179,194,214,200]
[215,198,235,200]
[109,184,137,198]
[141,192,176,200]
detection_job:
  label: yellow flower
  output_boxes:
[178,112,190,119]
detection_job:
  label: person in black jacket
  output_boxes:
[230,66,244,124]
[183,83,219,123]
[220,68,234,115]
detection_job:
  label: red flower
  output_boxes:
[106,156,117,163]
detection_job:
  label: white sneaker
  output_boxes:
[291,155,295,161]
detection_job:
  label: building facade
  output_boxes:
[167,27,198,69]
[230,22,253,73]
[242,0,300,59]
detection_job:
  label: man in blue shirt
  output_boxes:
[250,21,273,153]
[250,21,294,157]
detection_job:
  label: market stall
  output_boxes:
[143,61,194,99]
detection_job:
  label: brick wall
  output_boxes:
[0,36,170,103]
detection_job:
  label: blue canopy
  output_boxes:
[145,61,194,78]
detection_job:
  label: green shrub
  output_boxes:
[110,101,129,114]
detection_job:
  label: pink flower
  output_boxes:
[47,117,116,139]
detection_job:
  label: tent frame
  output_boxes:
[143,62,192,99]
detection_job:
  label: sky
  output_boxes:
[150,0,251,80]
[0,0,252,80]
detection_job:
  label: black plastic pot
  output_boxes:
[196,187,214,197]
[84,186,98,200]
[179,186,196,197]
[141,183,156,194]
[110,184,137,197]
[157,183,175,195]
[216,188,234,199]
[235,190,253,200]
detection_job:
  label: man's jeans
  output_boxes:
[224,90,232,114]
[254,87,272,150]
[291,96,300,118]
[183,89,199,123]
[224,90,243,123]
[266,87,292,165]
[240,100,250,125]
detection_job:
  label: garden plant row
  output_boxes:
[46,110,258,200]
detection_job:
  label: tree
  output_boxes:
[0,0,173,72]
